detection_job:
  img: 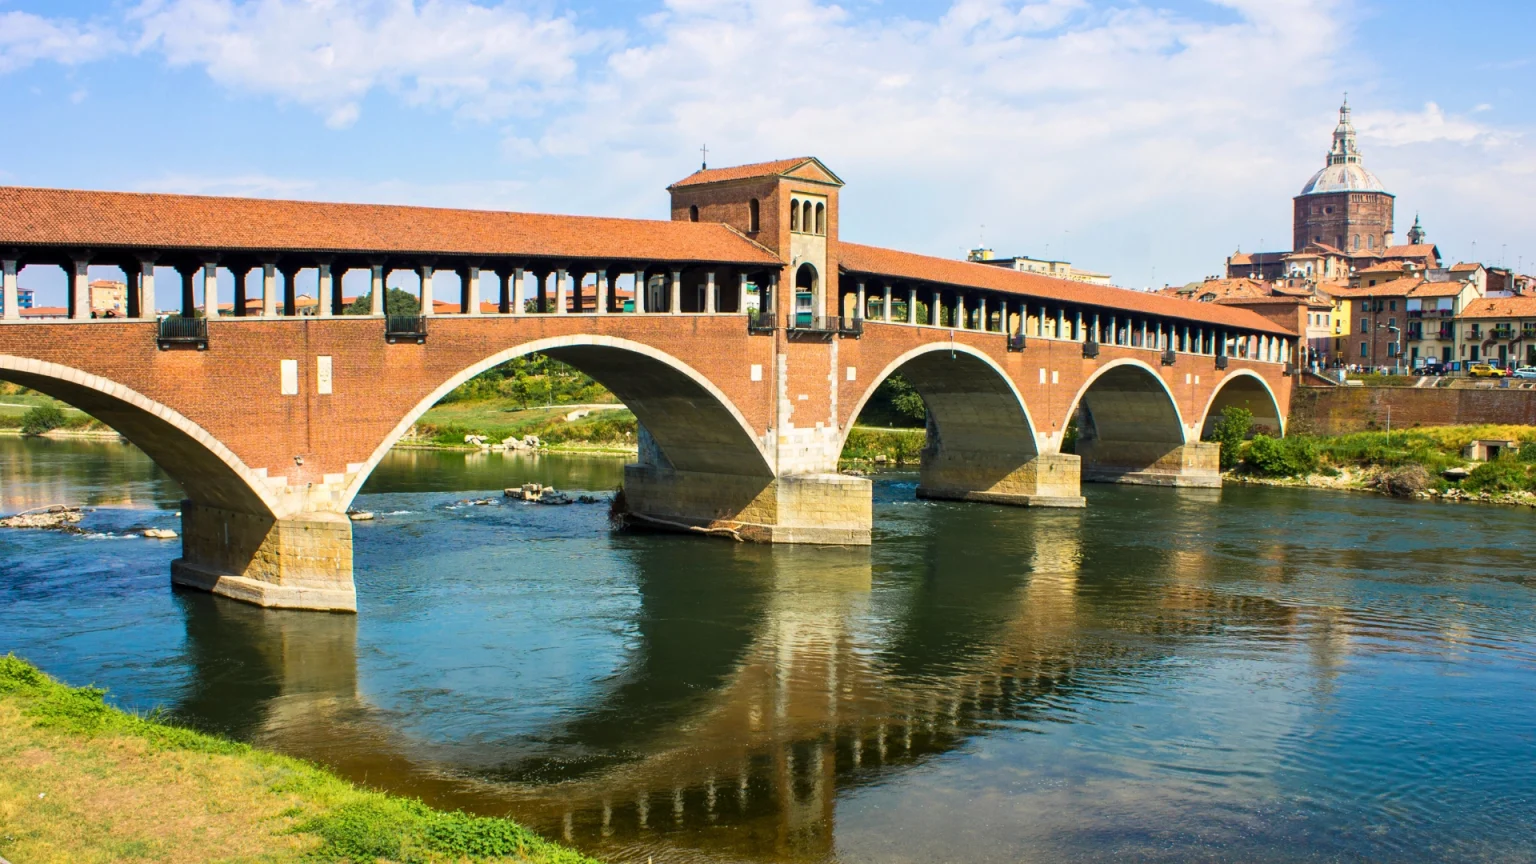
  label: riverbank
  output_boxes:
[0,655,596,864]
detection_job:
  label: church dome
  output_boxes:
[1299,162,1389,196]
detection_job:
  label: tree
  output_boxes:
[21,404,65,436]
[1205,405,1253,472]
[345,288,420,317]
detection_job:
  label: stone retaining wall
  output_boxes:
[1290,385,1536,435]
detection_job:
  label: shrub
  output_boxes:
[1204,405,1253,471]
[20,403,65,435]
[1461,458,1536,494]
[841,427,925,464]
[1243,434,1320,478]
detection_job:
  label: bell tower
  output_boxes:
[1293,100,1395,254]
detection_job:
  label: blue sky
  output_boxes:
[3,0,1533,306]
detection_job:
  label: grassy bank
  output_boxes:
[839,426,925,466]
[1221,421,1536,503]
[408,403,637,453]
[0,655,596,864]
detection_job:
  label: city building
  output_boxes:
[0,285,33,316]
[88,279,127,317]
[966,248,1113,285]
[1457,295,1536,368]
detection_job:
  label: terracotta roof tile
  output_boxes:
[839,242,1291,335]
[1460,296,1536,319]
[1409,281,1473,298]
[1335,276,1421,297]
[1379,244,1438,259]
[668,157,829,189]
[0,186,781,266]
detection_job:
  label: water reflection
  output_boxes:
[5,445,1536,862]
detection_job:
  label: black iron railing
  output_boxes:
[1215,354,1229,370]
[385,315,427,343]
[838,316,863,337]
[747,308,777,334]
[786,315,838,339]
[1006,332,1026,353]
[1161,348,1177,366]
[157,315,207,350]
[1082,339,1100,359]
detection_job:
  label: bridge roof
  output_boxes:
[0,186,781,266]
[839,243,1295,335]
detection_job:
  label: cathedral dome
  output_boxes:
[1299,162,1389,196]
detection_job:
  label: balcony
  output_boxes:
[837,316,863,338]
[1006,332,1026,353]
[786,315,839,340]
[156,315,207,350]
[384,315,427,344]
[747,308,776,335]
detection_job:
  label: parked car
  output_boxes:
[1469,363,1501,378]
[1513,366,1536,380]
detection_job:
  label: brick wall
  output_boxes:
[1290,384,1536,434]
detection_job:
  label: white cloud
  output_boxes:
[129,0,613,127]
[1356,102,1504,148]
[0,10,123,73]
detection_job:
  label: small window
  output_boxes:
[748,198,760,233]
[1353,234,1360,250]
[1388,317,1396,328]
[802,200,813,233]
[1360,319,1367,334]
[689,205,699,223]
[1367,235,1374,250]
[815,202,825,235]
[790,199,800,232]
[1389,300,1396,311]
[1360,341,1368,357]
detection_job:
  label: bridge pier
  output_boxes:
[172,502,356,613]
[621,466,872,545]
[916,450,1086,508]
[1076,440,1222,488]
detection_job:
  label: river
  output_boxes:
[2,436,1535,863]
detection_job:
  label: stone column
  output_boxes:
[369,265,384,316]
[316,262,333,318]
[417,264,435,317]
[739,273,749,315]
[176,265,196,319]
[953,293,964,329]
[590,269,605,315]
[512,268,525,315]
[463,265,481,315]
[767,273,778,323]
[882,284,893,323]
[202,261,220,319]
[139,258,158,319]
[705,270,716,314]
[2,258,18,320]
[172,504,356,613]
[555,269,569,314]
[978,295,987,332]
[1075,310,1084,341]
[855,280,866,320]
[1140,319,1148,348]
[634,270,646,314]
[279,265,300,317]
[670,269,682,314]
[228,266,249,317]
[907,287,917,324]
[69,257,92,319]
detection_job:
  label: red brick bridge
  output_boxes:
[0,158,1294,612]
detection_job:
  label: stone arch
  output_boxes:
[1064,359,1195,484]
[1199,370,1284,438]
[0,355,279,517]
[842,344,1077,506]
[342,335,772,507]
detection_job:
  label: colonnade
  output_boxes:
[848,277,1292,364]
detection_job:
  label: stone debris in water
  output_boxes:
[141,528,178,539]
[347,510,375,521]
[504,483,573,505]
[0,505,84,530]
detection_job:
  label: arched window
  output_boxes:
[1367,235,1374,250]
[748,198,760,233]
[689,205,699,223]
[790,199,800,232]
[1353,234,1360,250]
[802,201,813,233]
[815,202,824,235]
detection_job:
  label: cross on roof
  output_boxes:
[700,144,709,170]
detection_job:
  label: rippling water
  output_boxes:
[3,436,1535,862]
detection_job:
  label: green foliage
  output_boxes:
[1061,417,1079,455]
[1242,434,1320,478]
[840,426,926,464]
[420,409,637,448]
[439,354,608,408]
[20,403,65,435]
[1204,405,1253,471]
[297,798,591,864]
[854,374,926,428]
[345,287,421,317]
[1346,374,1420,387]
[1461,458,1536,494]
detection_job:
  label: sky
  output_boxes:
[2,0,1534,306]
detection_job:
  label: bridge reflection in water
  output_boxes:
[166,486,1317,864]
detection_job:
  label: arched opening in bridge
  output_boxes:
[841,346,1077,506]
[1200,372,1284,438]
[1067,361,1208,485]
[794,264,818,324]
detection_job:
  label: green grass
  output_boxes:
[0,655,598,864]
[840,426,925,464]
[415,402,636,449]
[1234,425,1536,490]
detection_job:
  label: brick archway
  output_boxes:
[341,334,774,509]
[0,355,279,517]
[1198,370,1285,438]
[1064,358,1217,487]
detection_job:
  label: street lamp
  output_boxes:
[1379,323,1402,375]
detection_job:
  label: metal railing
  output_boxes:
[385,315,427,343]
[1215,354,1229,370]
[1006,332,1026,353]
[1082,339,1100,359]
[157,315,207,350]
[1161,348,1177,366]
[747,308,776,334]
[786,315,839,338]
[837,316,863,337]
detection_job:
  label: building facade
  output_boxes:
[1458,296,1536,368]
